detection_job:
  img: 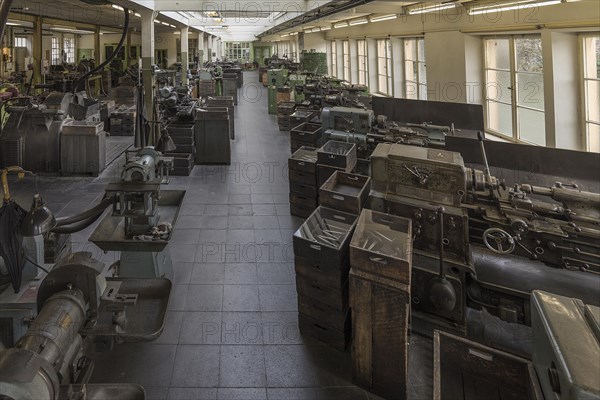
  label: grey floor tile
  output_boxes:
[179,312,223,344]
[251,193,274,204]
[257,263,293,285]
[223,285,260,312]
[153,311,184,345]
[167,388,217,400]
[185,285,223,311]
[200,216,229,230]
[275,204,291,216]
[205,204,230,216]
[266,388,369,400]
[173,262,194,285]
[172,229,201,245]
[250,185,271,194]
[251,204,276,216]
[254,229,282,244]
[263,345,316,387]
[230,194,252,204]
[225,263,258,284]
[219,345,266,388]
[261,312,303,345]
[229,185,251,195]
[171,245,197,262]
[252,216,280,229]
[169,285,189,311]
[228,204,253,216]
[258,285,297,312]
[277,216,303,230]
[170,345,220,387]
[226,229,255,244]
[90,344,177,388]
[144,387,169,400]
[228,216,254,229]
[221,312,263,345]
[217,388,266,400]
[198,230,228,245]
[191,263,225,284]
[272,193,290,204]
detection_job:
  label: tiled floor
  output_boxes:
[8,71,433,400]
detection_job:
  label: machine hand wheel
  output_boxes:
[483,228,516,254]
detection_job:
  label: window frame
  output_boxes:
[404,37,427,100]
[377,38,393,96]
[14,36,27,48]
[357,39,368,86]
[581,33,600,153]
[483,35,546,146]
[63,36,75,64]
[51,37,60,65]
[330,40,337,77]
[342,40,350,82]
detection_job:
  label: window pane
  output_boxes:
[583,36,600,79]
[588,123,600,153]
[487,100,513,136]
[516,72,544,110]
[379,75,388,95]
[418,39,425,62]
[405,39,416,60]
[485,39,510,70]
[518,107,546,145]
[418,61,427,85]
[419,84,427,100]
[516,37,543,73]
[486,70,512,104]
[377,40,386,55]
[406,82,418,99]
[586,79,600,123]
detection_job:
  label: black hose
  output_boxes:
[72,7,130,94]
[51,210,104,234]
[54,197,113,227]
[24,254,50,274]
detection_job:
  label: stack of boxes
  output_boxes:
[109,106,136,136]
[348,209,412,399]
[166,124,195,176]
[198,79,216,97]
[293,207,358,350]
[288,146,319,219]
[277,102,296,132]
[290,122,323,154]
[317,141,357,187]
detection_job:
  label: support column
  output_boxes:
[94,26,101,63]
[180,25,189,85]
[198,31,204,65]
[33,16,42,85]
[141,9,157,145]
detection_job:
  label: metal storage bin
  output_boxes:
[194,107,231,165]
[320,172,371,215]
[222,73,238,105]
[290,122,323,153]
[289,146,318,174]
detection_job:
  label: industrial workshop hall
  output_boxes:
[0,0,599,399]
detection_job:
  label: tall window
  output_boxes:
[51,37,60,65]
[342,40,350,81]
[404,38,427,100]
[377,39,393,96]
[225,42,251,62]
[357,40,368,86]
[63,37,75,63]
[331,41,337,77]
[484,36,545,145]
[14,37,27,47]
[583,35,600,152]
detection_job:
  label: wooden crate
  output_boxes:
[350,267,411,400]
[317,164,356,188]
[320,172,371,215]
[290,202,316,219]
[317,141,357,169]
[290,182,318,198]
[296,275,348,311]
[289,146,318,174]
[434,331,544,400]
[298,311,350,351]
[291,123,323,146]
[350,209,412,284]
[289,169,318,186]
[295,255,349,289]
[298,295,348,328]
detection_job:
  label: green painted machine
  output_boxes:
[267,68,289,115]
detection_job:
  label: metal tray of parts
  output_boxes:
[317,140,357,169]
[90,277,172,342]
[89,190,186,252]
[289,146,318,174]
[320,171,371,215]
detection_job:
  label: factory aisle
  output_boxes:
[28,70,432,400]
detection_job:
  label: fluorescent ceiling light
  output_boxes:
[161,21,170,26]
[281,33,290,37]
[154,19,161,23]
[290,32,298,36]
[134,13,141,18]
[320,26,332,31]
[408,2,457,15]
[468,0,561,14]
[6,22,21,26]
[349,18,368,25]
[370,14,397,22]
[112,4,124,11]
[334,21,349,28]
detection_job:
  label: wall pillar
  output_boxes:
[180,25,189,84]
[198,31,204,65]
[140,9,157,145]
[94,26,101,63]
[33,16,42,85]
